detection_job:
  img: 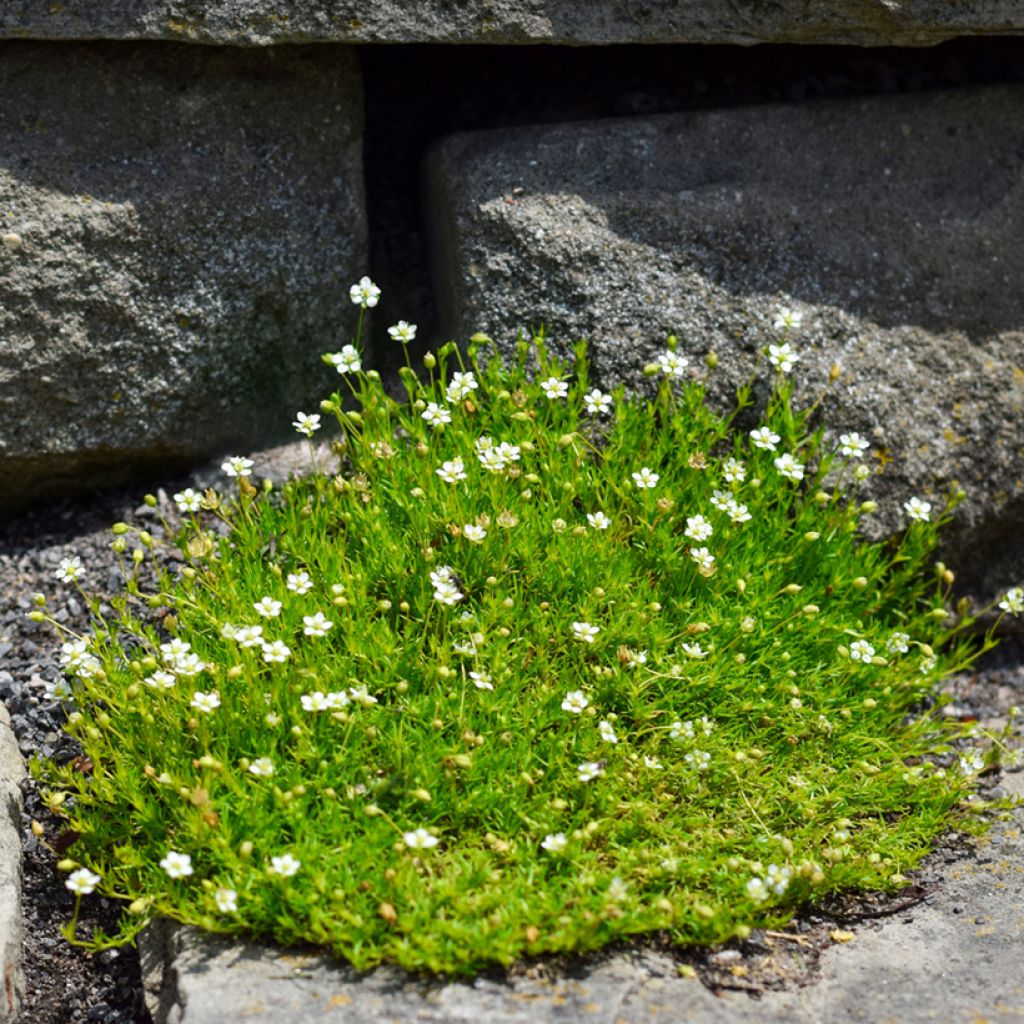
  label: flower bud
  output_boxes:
[422,352,436,369]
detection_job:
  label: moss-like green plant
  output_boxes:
[35,297,1017,973]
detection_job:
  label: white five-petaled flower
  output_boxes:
[541,832,568,853]
[160,851,193,879]
[436,457,467,484]
[303,612,334,637]
[577,761,604,783]
[727,499,752,524]
[774,453,805,482]
[768,342,799,374]
[268,853,302,877]
[174,652,206,677]
[403,828,439,850]
[349,276,380,308]
[598,719,618,744]
[55,556,84,584]
[904,497,932,523]
[710,489,732,512]
[632,467,659,489]
[685,749,711,772]
[262,640,291,664]
[470,671,493,691]
[561,690,589,714]
[433,580,464,606]
[328,344,361,374]
[421,402,452,429]
[190,691,220,714]
[684,514,713,542]
[144,670,176,690]
[657,350,689,377]
[161,638,190,661]
[221,455,254,478]
[253,596,282,618]
[540,376,569,400]
[774,306,804,332]
[849,640,875,663]
[690,547,715,574]
[292,412,321,438]
[999,587,1024,615]
[234,625,264,648]
[746,876,769,902]
[959,748,985,775]
[749,427,780,451]
[349,685,378,707]
[65,867,101,896]
[248,758,275,778]
[571,621,600,643]
[681,642,707,659]
[838,432,870,458]
[287,571,313,595]
[765,863,792,895]
[301,691,331,713]
[387,320,417,343]
[463,523,487,543]
[173,488,202,513]
[215,887,238,913]
[587,510,611,531]
[583,388,612,415]
[886,632,910,655]
[723,457,746,483]
[446,371,478,402]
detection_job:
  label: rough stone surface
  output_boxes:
[426,85,1024,604]
[0,706,24,1023]
[3,1,1024,47]
[0,41,365,510]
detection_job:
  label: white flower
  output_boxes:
[583,388,612,415]
[292,412,321,438]
[657,350,689,377]
[433,581,464,606]
[670,720,695,741]
[268,853,302,877]
[302,612,334,637]
[221,456,254,478]
[387,320,417,343]
[463,523,487,544]
[749,427,780,451]
[328,344,361,374]
[774,307,804,332]
[598,719,618,744]
[684,514,713,542]
[765,863,791,895]
[421,402,452,429]
[55,556,84,584]
[709,489,732,512]
[904,497,932,523]
[446,371,478,402]
[253,596,282,618]
[173,488,203,513]
[768,342,799,374]
[65,867,101,896]
[774,453,805,482]
[326,691,350,710]
[959,748,985,774]
[349,685,378,707]
[160,851,193,879]
[726,499,752,524]
[540,376,568,400]
[919,655,936,674]
[643,756,663,770]
[430,566,454,587]
[607,877,628,901]
[541,832,568,853]
[234,625,264,648]
[746,876,769,902]
[190,691,220,714]
[561,690,589,714]
[262,640,291,664]
[215,887,238,913]
[287,571,313,595]
[350,276,381,308]
[627,649,648,667]
[436,457,467,484]
[220,622,238,641]
[849,640,875,663]
[248,758,275,778]
[577,761,604,783]
[999,587,1024,615]
[838,432,870,458]
[160,638,190,662]
[174,652,206,677]
[571,621,600,643]
[632,467,659,489]
[470,671,494,691]
[587,511,611,530]
[301,691,330,713]
[698,715,714,736]
[681,642,707,659]
[723,457,746,483]
[886,632,910,655]
[403,828,439,850]
[689,547,716,574]
[144,670,177,690]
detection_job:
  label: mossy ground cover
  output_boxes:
[34,296,1018,974]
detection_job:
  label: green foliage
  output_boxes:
[39,322,1002,973]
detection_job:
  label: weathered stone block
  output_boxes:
[427,86,1024,600]
[2,1,1024,46]
[0,41,364,508]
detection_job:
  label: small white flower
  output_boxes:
[446,371,478,402]
[190,691,220,714]
[598,719,618,744]
[768,342,799,374]
[430,566,455,586]
[234,625,264,648]
[726,499,752,524]
[774,307,804,332]
[436,457,467,484]
[253,596,283,618]
[326,691,350,710]
[587,511,611,530]
[55,556,84,584]
[657,350,689,377]
[670,720,695,741]
[174,652,206,677]
[161,638,191,662]
[723,457,746,484]
[403,828,439,850]
[433,581,464,606]
[577,761,604,783]
[301,691,330,713]
[160,851,193,879]
[541,832,568,853]
[463,523,487,543]
[849,640,875,663]
[302,612,334,637]
[854,463,872,481]
[215,887,238,913]
[540,376,568,400]
[607,877,628,901]
[65,867,101,896]
[749,427,780,451]
[765,863,791,895]
[248,758,275,778]
[571,621,600,643]
[689,547,716,574]
[632,467,659,489]
[561,690,589,714]
[173,488,203,513]
[144,670,177,690]
[904,497,932,523]
[470,671,494,691]
[774,453,805,481]
[838,432,870,458]
[421,402,452,429]
[999,587,1024,615]
[221,455,254,478]
[220,622,238,641]
[349,685,378,707]
[583,388,613,415]
[886,632,910,655]
[328,344,361,374]
[709,490,732,512]
[643,756,663,770]
[746,876,769,902]
[287,571,313,595]
[350,276,381,308]
[292,412,321,438]
[919,655,936,674]
[262,640,291,664]
[268,853,302,877]
[959,748,985,774]
[387,320,417,343]
[681,642,707,659]
[684,514,713,542]
[627,648,648,667]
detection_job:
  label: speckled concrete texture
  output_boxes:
[0,707,24,1023]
